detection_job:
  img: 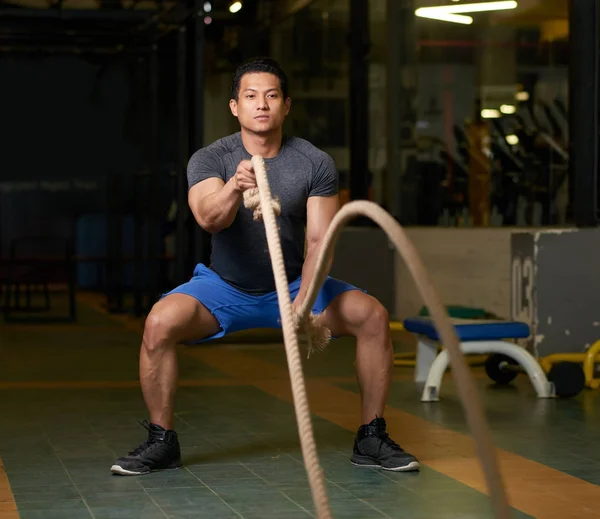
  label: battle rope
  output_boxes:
[245,155,511,519]
[243,156,331,518]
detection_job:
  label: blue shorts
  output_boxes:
[164,263,364,343]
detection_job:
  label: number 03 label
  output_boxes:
[511,256,534,326]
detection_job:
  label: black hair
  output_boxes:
[231,57,289,101]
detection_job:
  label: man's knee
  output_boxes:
[143,306,179,353]
[359,298,389,337]
[142,294,219,350]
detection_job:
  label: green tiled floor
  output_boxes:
[0,298,597,518]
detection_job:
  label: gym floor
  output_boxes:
[1,294,600,519]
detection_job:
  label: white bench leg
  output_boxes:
[420,340,555,402]
[415,337,439,382]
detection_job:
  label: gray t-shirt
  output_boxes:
[187,132,338,294]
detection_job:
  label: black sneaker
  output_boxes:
[110,421,183,476]
[351,417,420,472]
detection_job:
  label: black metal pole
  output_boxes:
[146,44,160,310]
[67,236,77,321]
[175,26,189,286]
[106,169,124,313]
[133,54,146,317]
[386,0,418,223]
[189,2,209,267]
[569,0,599,226]
[349,0,370,202]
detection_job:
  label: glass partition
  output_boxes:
[412,0,570,227]
[270,0,570,226]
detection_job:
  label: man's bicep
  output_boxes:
[306,195,339,246]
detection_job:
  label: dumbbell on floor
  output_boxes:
[484,353,585,398]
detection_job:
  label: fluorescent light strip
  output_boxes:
[416,1,518,24]
[436,1,518,14]
[415,9,473,23]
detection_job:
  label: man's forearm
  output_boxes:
[195,177,243,233]
[294,243,331,311]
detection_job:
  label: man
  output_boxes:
[111,57,420,475]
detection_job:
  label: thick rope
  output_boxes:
[247,156,331,519]
[243,186,281,221]
[248,155,511,519]
[244,180,332,357]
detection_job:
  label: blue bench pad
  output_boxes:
[402,317,530,342]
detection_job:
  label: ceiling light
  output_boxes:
[229,1,242,13]
[415,10,473,24]
[439,1,518,14]
[506,134,519,145]
[516,91,530,101]
[500,104,516,114]
[481,109,501,119]
[416,1,518,24]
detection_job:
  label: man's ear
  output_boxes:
[229,98,238,117]
[284,97,291,116]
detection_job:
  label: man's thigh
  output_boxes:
[300,276,368,338]
[149,292,222,343]
[164,264,280,343]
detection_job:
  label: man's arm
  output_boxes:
[293,194,340,311]
[188,160,256,233]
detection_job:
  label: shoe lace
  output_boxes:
[127,420,159,457]
[378,433,405,453]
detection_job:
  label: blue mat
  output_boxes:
[403,317,530,342]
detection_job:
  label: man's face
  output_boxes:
[229,72,291,134]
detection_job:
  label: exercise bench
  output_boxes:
[402,317,554,402]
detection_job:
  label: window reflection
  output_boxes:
[270,0,570,227]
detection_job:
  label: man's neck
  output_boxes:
[240,128,283,158]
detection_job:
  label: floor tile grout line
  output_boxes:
[184,469,246,518]
[85,418,146,491]
[327,482,390,519]
[236,424,327,518]
[37,421,97,519]
[375,469,429,498]
[175,414,245,518]
[238,461,316,518]
[177,413,316,517]
[139,486,171,518]
[85,417,171,519]
[281,453,390,518]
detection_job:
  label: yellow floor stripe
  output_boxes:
[0,459,18,519]
[184,347,600,519]
[0,324,125,334]
[0,376,416,390]
[0,379,230,390]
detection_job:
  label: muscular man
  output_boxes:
[111,57,420,475]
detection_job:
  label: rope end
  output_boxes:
[293,312,332,358]
[242,188,281,221]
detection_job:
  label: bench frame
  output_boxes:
[413,335,555,402]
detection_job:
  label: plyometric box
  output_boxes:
[511,228,600,357]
